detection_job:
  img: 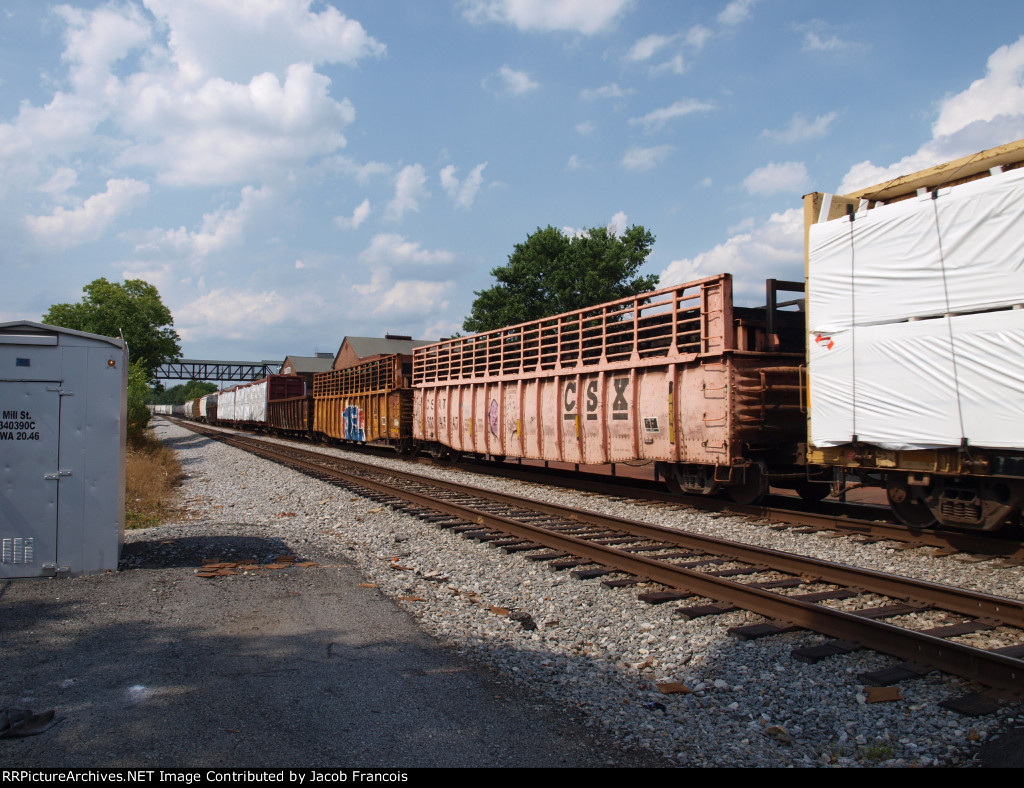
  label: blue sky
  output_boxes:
[3,0,1024,362]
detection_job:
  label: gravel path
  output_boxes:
[9,417,1021,767]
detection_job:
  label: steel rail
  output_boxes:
[219,431,1024,627]
[184,422,1024,694]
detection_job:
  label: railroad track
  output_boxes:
[174,418,1024,703]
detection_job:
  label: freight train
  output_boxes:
[173,139,1024,532]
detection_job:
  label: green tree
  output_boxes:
[150,380,217,405]
[126,361,152,442]
[463,224,659,333]
[42,278,182,380]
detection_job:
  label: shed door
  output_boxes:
[0,382,61,578]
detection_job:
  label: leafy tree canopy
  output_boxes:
[463,224,659,333]
[149,380,217,405]
[42,278,181,380]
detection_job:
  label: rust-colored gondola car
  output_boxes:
[313,354,414,450]
[267,392,314,437]
[413,274,807,503]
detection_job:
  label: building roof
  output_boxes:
[282,355,335,374]
[340,336,434,359]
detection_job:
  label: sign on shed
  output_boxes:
[0,321,127,578]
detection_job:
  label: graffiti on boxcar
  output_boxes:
[343,404,366,442]
[489,399,499,436]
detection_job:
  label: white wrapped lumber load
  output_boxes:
[809,310,1024,450]
[808,165,1024,452]
[234,379,268,423]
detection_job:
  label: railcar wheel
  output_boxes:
[886,475,937,528]
[793,480,830,502]
[726,462,768,505]
[660,463,720,496]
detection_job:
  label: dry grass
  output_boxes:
[125,430,184,529]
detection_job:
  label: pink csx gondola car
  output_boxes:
[412,273,810,503]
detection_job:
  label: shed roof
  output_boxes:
[0,320,124,349]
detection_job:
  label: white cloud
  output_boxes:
[686,25,713,49]
[580,82,632,101]
[629,98,715,131]
[486,65,539,96]
[137,185,273,258]
[839,36,1024,194]
[934,36,1024,137]
[335,198,371,230]
[374,280,452,318]
[37,167,79,200]
[562,212,629,239]
[177,287,324,341]
[54,3,152,93]
[327,156,393,185]
[566,154,586,171]
[352,267,389,296]
[359,233,455,266]
[742,161,809,195]
[142,0,385,83]
[627,33,676,62]
[607,210,628,236]
[385,164,429,222]
[621,145,673,171]
[0,91,107,165]
[660,208,804,302]
[575,121,595,135]
[27,178,149,248]
[118,63,355,186]
[651,54,687,76]
[461,0,633,35]
[761,111,837,143]
[796,21,863,54]
[440,162,488,209]
[0,4,371,193]
[718,0,758,26]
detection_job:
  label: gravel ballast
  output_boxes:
[6,418,1023,767]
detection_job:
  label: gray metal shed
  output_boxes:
[0,321,127,578]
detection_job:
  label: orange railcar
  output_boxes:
[313,354,414,449]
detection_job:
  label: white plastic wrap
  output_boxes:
[809,166,1024,333]
[234,380,268,423]
[217,389,236,421]
[810,309,1024,450]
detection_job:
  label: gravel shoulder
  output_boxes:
[4,418,1023,767]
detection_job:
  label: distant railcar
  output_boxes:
[267,394,314,437]
[313,354,414,450]
[214,375,306,427]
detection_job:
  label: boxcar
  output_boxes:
[313,354,414,450]
[216,375,306,427]
[199,393,218,423]
[413,273,807,503]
